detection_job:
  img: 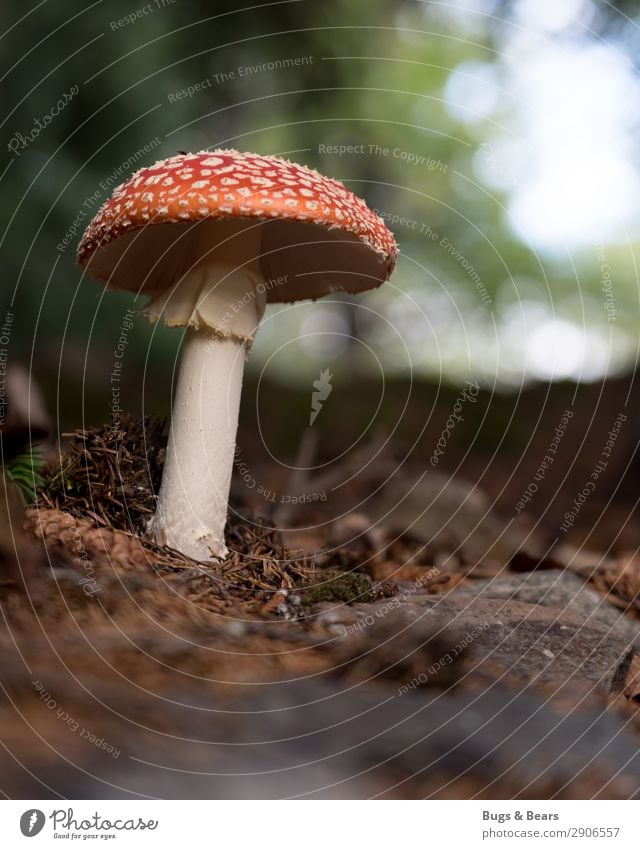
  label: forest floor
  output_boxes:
[2,384,640,799]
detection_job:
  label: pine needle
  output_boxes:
[6,445,46,505]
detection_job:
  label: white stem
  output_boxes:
[150,328,245,559]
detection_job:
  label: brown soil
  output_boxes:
[2,413,640,799]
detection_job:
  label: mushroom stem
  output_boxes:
[150,327,245,560]
[147,222,266,560]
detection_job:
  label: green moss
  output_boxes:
[298,571,374,605]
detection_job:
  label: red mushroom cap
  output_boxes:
[77,149,397,304]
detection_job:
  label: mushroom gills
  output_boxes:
[143,218,267,342]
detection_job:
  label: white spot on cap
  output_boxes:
[251,177,274,187]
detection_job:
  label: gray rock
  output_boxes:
[318,570,640,690]
[448,569,640,641]
[10,675,640,799]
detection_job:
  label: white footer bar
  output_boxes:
[0,800,637,848]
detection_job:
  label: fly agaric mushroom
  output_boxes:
[77,149,397,560]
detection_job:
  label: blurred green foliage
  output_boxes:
[1,0,639,423]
